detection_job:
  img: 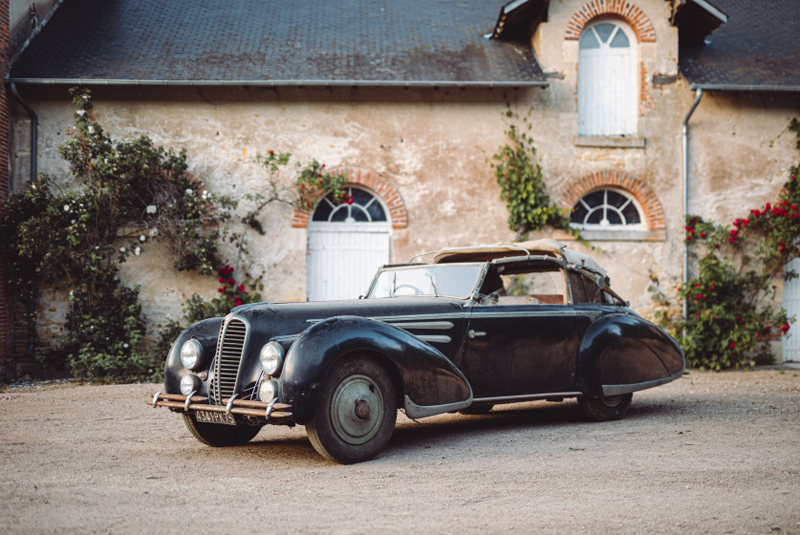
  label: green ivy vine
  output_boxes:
[491,111,573,237]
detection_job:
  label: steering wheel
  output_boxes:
[394,284,424,296]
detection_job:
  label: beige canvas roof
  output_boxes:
[430,239,607,277]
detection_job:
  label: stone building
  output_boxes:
[2,0,799,376]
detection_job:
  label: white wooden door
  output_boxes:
[306,186,392,301]
[578,20,637,137]
[307,224,390,301]
[783,258,800,361]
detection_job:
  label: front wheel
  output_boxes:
[577,393,632,422]
[306,357,397,464]
[182,414,262,447]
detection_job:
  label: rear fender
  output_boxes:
[281,316,473,423]
[577,313,685,397]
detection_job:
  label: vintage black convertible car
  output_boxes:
[152,240,684,463]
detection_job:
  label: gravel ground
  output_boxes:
[1,368,799,535]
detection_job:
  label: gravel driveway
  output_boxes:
[1,368,799,534]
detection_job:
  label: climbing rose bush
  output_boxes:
[656,120,800,370]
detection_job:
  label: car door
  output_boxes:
[461,264,580,398]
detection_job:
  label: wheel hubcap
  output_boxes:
[330,374,384,445]
[599,395,622,407]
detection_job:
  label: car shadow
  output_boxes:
[184,398,684,465]
[388,398,684,453]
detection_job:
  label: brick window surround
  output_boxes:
[565,0,656,43]
[292,167,408,229]
[561,170,665,232]
[568,1,657,134]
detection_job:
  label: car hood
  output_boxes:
[229,297,469,339]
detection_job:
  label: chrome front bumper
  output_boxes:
[151,391,292,422]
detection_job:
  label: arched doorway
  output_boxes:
[307,186,391,301]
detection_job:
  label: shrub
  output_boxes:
[1,89,233,381]
[655,119,800,370]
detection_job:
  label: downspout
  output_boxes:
[8,82,39,357]
[682,87,703,331]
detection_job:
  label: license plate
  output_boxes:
[195,410,236,425]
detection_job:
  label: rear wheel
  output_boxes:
[306,357,397,464]
[578,393,632,422]
[182,414,262,446]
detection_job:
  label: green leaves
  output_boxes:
[660,118,800,370]
[1,89,232,381]
[491,113,571,235]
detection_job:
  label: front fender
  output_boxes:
[280,316,472,423]
[164,318,223,395]
[577,312,685,397]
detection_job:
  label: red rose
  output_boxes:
[728,342,735,349]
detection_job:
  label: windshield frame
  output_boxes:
[366,262,487,300]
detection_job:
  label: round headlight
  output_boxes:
[259,379,279,402]
[259,342,284,376]
[180,339,203,370]
[180,374,200,396]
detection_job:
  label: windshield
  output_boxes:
[367,264,484,299]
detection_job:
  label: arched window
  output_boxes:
[570,188,644,228]
[311,187,387,223]
[578,19,637,137]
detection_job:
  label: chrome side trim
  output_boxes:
[415,335,452,344]
[403,394,472,419]
[473,391,583,404]
[602,370,684,396]
[386,321,454,330]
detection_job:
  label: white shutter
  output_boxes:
[307,223,390,301]
[578,21,637,137]
[783,258,800,361]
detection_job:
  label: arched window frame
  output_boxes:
[561,171,666,242]
[310,186,389,224]
[570,187,646,230]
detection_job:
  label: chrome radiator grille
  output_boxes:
[210,318,247,404]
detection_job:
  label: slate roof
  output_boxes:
[679,0,800,90]
[7,0,547,87]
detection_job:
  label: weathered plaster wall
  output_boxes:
[687,91,800,224]
[19,86,527,343]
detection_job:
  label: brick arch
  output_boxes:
[292,167,408,229]
[561,170,665,230]
[565,0,656,42]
